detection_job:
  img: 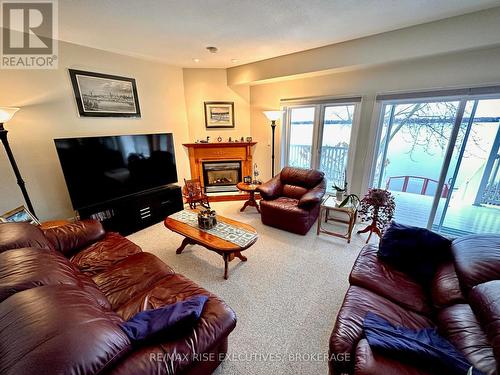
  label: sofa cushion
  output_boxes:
[0,285,131,375]
[260,198,318,235]
[71,232,142,275]
[431,262,465,309]
[350,244,432,315]
[355,338,434,375]
[115,274,237,374]
[437,304,496,375]
[0,222,54,252]
[329,285,434,375]
[92,252,175,310]
[452,234,500,292]
[43,219,105,256]
[378,222,451,285]
[469,280,500,372]
[282,184,308,199]
[0,247,82,302]
[280,166,324,189]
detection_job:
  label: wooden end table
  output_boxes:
[164,210,258,279]
[317,195,357,243]
[236,182,261,213]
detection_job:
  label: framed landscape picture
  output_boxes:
[204,101,234,128]
[1,206,40,225]
[69,69,141,117]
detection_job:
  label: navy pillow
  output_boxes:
[378,222,451,284]
[364,313,484,375]
[120,295,208,342]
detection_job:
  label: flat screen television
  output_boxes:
[54,133,178,210]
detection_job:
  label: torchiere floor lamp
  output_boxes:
[263,111,282,177]
[0,107,37,218]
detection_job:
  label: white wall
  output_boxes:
[0,40,190,221]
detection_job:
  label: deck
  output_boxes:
[391,191,499,236]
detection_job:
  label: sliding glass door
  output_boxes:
[373,96,500,235]
[284,101,359,190]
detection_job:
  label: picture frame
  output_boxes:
[68,69,141,118]
[1,206,40,225]
[243,176,252,184]
[204,101,234,128]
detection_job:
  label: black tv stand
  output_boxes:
[78,185,183,235]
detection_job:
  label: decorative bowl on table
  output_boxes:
[198,209,217,230]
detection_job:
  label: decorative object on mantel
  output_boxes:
[204,101,234,128]
[243,176,252,184]
[1,205,40,225]
[240,137,244,142]
[357,188,395,243]
[228,137,232,142]
[68,69,141,118]
[263,110,282,177]
[246,137,252,142]
[0,107,37,218]
[197,209,217,230]
[217,136,222,142]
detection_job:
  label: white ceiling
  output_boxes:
[59,0,500,68]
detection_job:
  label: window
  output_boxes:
[283,99,360,191]
[372,92,500,236]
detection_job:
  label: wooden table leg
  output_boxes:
[240,191,260,213]
[223,253,229,280]
[234,251,247,261]
[176,237,195,254]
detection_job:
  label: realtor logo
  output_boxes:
[1,0,58,69]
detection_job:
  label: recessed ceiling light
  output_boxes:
[206,46,218,53]
[231,59,239,63]
[192,58,200,63]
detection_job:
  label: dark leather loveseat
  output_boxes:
[0,220,236,375]
[329,234,500,374]
[257,167,326,235]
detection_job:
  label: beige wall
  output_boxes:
[0,40,190,221]
[228,7,500,85]
[183,68,250,141]
[249,46,500,195]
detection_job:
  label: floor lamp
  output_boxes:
[0,107,37,218]
[263,111,282,177]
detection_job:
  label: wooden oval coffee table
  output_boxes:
[236,182,261,213]
[164,210,258,280]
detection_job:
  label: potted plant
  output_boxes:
[338,193,360,209]
[357,188,395,243]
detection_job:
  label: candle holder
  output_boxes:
[198,209,217,230]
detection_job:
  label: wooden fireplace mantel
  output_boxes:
[183,142,257,189]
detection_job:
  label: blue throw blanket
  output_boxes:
[120,295,208,342]
[364,313,484,375]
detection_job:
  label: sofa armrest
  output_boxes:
[43,219,106,256]
[298,179,326,208]
[257,174,283,200]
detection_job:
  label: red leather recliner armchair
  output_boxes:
[257,167,326,235]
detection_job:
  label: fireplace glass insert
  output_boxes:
[202,160,242,193]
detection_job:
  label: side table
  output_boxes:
[236,182,261,213]
[317,195,357,243]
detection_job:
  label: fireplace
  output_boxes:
[202,160,242,193]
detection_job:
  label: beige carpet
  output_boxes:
[128,201,374,374]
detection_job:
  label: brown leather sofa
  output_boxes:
[257,167,326,235]
[329,234,500,375]
[0,220,236,375]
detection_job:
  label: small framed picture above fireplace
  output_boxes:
[204,101,234,129]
